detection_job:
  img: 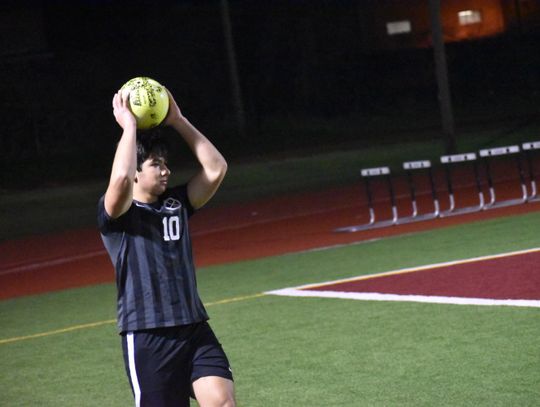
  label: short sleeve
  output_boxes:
[165,184,195,217]
[97,195,126,234]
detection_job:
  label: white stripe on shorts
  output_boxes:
[127,332,142,407]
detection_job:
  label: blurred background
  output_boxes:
[1,0,540,189]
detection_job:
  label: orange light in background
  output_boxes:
[442,0,506,42]
[458,10,483,25]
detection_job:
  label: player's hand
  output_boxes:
[163,89,184,126]
[112,90,137,130]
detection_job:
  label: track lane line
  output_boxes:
[0,250,108,276]
[0,186,455,275]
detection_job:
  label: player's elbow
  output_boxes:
[210,158,228,184]
[218,159,228,180]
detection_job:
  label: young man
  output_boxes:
[97,88,235,407]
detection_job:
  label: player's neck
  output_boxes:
[133,187,159,204]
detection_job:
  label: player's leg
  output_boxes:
[192,376,235,407]
[121,329,192,407]
[190,322,235,407]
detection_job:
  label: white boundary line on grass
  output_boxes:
[266,247,540,308]
[267,289,540,308]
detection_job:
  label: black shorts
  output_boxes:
[121,321,233,407]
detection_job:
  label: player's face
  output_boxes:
[137,155,171,196]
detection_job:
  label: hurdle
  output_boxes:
[397,160,440,224]
[334,166,398,232]
[523,141,540,202]
[439,152,485,217]
[480,145,527,209]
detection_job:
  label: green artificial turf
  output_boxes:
[1,211,539,406]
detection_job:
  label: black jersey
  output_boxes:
[97,185,209,333]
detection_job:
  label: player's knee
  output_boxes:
[212,388,235,407]
[218,395,236,407]
[199,393,235,407]
[193,379,236,406]
[193,377,235,407]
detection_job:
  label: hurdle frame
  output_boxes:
[332,144,539,235]
[396,160,440,224]
[480,145,528,209]
[334,166,398,232]
[523,141,540,202]
[439,152,485,217]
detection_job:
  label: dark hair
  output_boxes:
[136,129,169,171]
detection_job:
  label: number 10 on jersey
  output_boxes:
[162,216,181,241]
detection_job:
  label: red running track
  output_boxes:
[1,181,540,300]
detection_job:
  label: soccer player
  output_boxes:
[97,88,235,407]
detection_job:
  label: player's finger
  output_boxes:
[112,92,120,109]
[120,88,130,104]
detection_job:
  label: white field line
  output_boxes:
[266,289,540,308]
[265,247,540,308]
[279,247,540,290]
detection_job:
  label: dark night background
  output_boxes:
[1,0,540,189]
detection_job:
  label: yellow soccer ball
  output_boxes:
[121,77,169,130]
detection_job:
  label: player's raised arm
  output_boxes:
[104,90,138,218]
[165,90,228,209]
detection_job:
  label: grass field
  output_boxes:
[2,120,540,405]
[1,210,539,406]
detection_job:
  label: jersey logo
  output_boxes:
[163,197,182,212]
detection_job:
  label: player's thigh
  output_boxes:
[122,328,192,406]
[192,376,235,407]
[190,322,234,384]
[190,322,235,406]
